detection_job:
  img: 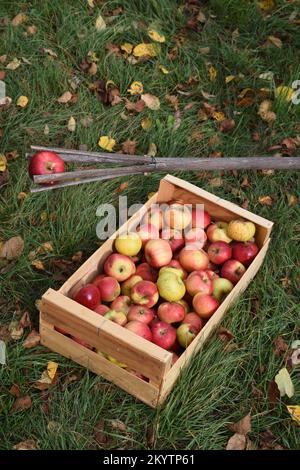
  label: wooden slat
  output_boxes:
[40,321,159,407]
[41,289,172,384]
[158,238,271,404]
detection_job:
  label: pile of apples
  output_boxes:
[64,202,259,369]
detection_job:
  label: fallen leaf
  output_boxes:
[237,96,254,107]
[258,0,275,11]
[57,91,72,104]
[287,405,300,425]
[275,367,294,398]
[259,429,285,450]
[218,327,234,342]
[212,111,225,121]
[23,330,40,349]
[291,349,300,366]
[199,47,210,54]
[208,65,217,82]
[87,0,95,7]
[274,336,288,357]
[116,182,129,193]
[88,62,97,75]
[81,115,93,128]
[0,70,6,80]
[209,177,222,187]
[159,65,169,74]
[9,384,21,397]
[127,81,143,95]
[26,25,38,36]
[8,320,24,340]
[31,260,45,270]
[141,117,152,130]
[148,29,165,43]
[197,11,206,23]
[141,93,160,110]
[0,154,7,172]
[47,421,61,433]
[133,43,158,58]
[41,48,58,58]
[33,361,58,390]
[110,419,127,432]
[259,195,273,206]
[19,311,31,328]
[0,236,24,260]
[11,395,32,413]
[120,43,133,54]
[125,98,145,112]
[11,13,27,26]
[98,136,116,151]
[43,124,50,136]
[17,95,29,108]
[275,86,294,102]
[259,71,274,81]
[122,140,137,155]
[268,35,282,48]
[225,75,236,84]
[94,419,108,446]
[147,143,157,157]
[165,94,179,110]
[13,439,39,450]
[67,116,76,132]
[258,100,276,123]
[6,58,21,70]
[174,110,181,130]
[229,413,251,435]
[0,55,7,63]
[71,251,83,262]
[95,15,106,31]
[226,433,246,450]
[47,361,58,380]
[219,119,235,133]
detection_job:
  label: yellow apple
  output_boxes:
[157,272,186,302]
[159,266,185,279]
[227,219,256,242]
[115,232,142,256]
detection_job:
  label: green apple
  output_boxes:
[212,277,233,302]
[176,323,197,348]
[159,266,184,279]
[157,272,186,302]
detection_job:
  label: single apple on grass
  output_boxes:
[191,208,211,229]
[135,262,158,282]
[145,239,173,268]
[185,270,213,297]
[151,321,177,349]
[164,203,192,230]
[157,302,186,324]
[178,247,209,272]
[137,224,159,246]
[104,253,136,282]
[125,320,152,341]
[28,151,65,184]
[127,305,155,324]
[115,232,142,256]
[212,277,233,302]
[96,276,120,302]
[161,228,185,253]
[227,219,256,242]
[232,241,258,265]
[121,274,143,296]
[93,304,110,316]
[192,293,219,319]
[176,323,198,348]
[110,295,131,314]
[131,280,159,308]
[182,312,203,333]
[184,228,207,250]
[221,259,246,284]
[207,241,232,265]
[104,310,127,326]
[157,272,186,302]
[207,221,232,243]
[73,284,101,310]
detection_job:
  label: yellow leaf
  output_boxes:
[127,81,144,95]
[67,116,76,132]
[258,195,273,206]
[208,65,217,82]
[17,95,29,107]
[287,405,300,425]
[47,361,58,380]
[212,111,225,121]
[133,43,158,58]
[141,117,152,130]
[225,75,236,84]
[57,91,72,104]
[258,0,275,11]
[275,367,294,398]
[41,242,54,252]
[40,211,48,222]
[258,100,276,123]
[275,86,294,102]
[147,29,165,43]
[0,154,7,172]
[6,58,21,70]
[11,13,27,26]
[18,191,27,201]
[120,43,133,54]
[88,51,99,62]
[98,136,116,151]
[159,65,169,74]
[87,0,95,7]
[141,93,160,110]
[88,62,97,75]
[147,143,157,157]
[268,35,282,48]
[95,15,106,31]
[31,260,45,270]
[26,25,38,36]
[287,194,297,207]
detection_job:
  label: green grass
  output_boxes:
[1,0,300,450]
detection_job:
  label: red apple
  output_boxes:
[207,241,232,265]
[157,302,185,324]
[172,353,179,365]
[161,228,185,253]
[136,263,158,282]
[221,259,246,284]
[184,228,207,249]
[206,269,219,281]
[93,304,110,316]
[185,270,213,297]
[182,312,203,333]
[96,276,120,302]
[104,310,127,326]
[127,305,155,324]
[28,151,65,184]
[170,339,182,354]
[176,299,190,314]
[193,293,219,319]
[92,274,106,288]
[104,253,136,282]
[151,321,177,349]
[131,280,159,308]
[176,323,198,348]
[73,284,100,310]
[207,221,232,243]
[55,326,69,335]
[72,336,92,349]
[125,320,152,341]
[179,247,209,272]
[121,274,143,296]
[232,241,259,266]
[145,239,172,268]
[191,208,211,229]
[137,223,159,246]
[110,295,131,314]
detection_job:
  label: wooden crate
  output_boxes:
[40,175,273,407]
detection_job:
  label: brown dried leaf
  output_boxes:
[267,379,280,407]
[259,429,285,450]
[124,98,145,113]
[122,140,137,155]
[11,395,32,413]
[19,311,31,328]
[258,100,276,123]
[94,419,108,446]
[41,48,58,58]
[26,25,38,36]
[226,433,246,450]
[110,419,127,433]
[165,94,179,110]
[229,413,251,435]
[11,13,27,26]
[0,236,24,260]
[268,35,282,48]
[23,330,40,349]
[8,321,24,341]
[0,71,6,80]
[9,384,21,397]
[141,93,160,110]
[116,182,129,193]
[71,251,83,262]
[13,439,39,450]
[274,336,288,357]
[218,327,234,343]
[259,195,273,206]
[209,177,222,187]
[57,91,72,104]
[220,119,235,133]
[62,373,80,390]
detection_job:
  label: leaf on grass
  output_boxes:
[199,47,210,54]
[258,100,276,123]
[274,336,288,357]
[88,62,97,76]
[275,367,294,398]
[229,413,251,435]
[259,429,285,450]
[13,439,38,450]
[208,65,217,82]
[218,327,234,342]
[0,236,24,260]
[9,384,21,397]
[81,115,93,128]
[8,321,24,340]
[259,71,274,81]
[174,110,181,130]
[0,70,5,80]
[219,119,235,133]
[67,116,76,132]
[268,35,282,48]
[209,177,222,187]
[122,140,137,155]
[275,86,294,102]
[291,348,300,366]
[95,15,106,31]
[127,81,143,95]
[26,25,38,36]
[226,433,246,450]
[287,405,300,425]
[147,143,157,157]
[125,98,145,113]
[98,136,116,151]
[212,111,225,121]
[133,43,158,58]
[11,13,27,26]
[44,124,49,135]
[31,260,45,270]
[141,93,160,110]
[120,43,133,54]
[17,96,28,108]
[147,29,165,43]
[19,311,31,328]
[141,117,152,130]
[11,395,32,413]
[33,361,58,390]
[259,195,273,206]
[47,421,62,433]
[57,91,72,104]
[6,58,21,70]
[42,48,58,58]
[159,65,169,74]
[258,0,275,11]
[87,0,95,7]
[0,54,7,63]
[71,251,83,262]
[110,419,127,432]
[116,182,129,193]
[23,330,40,349]
[0,154,7,172]
[94,419,108,446]
[165,94,179,110]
